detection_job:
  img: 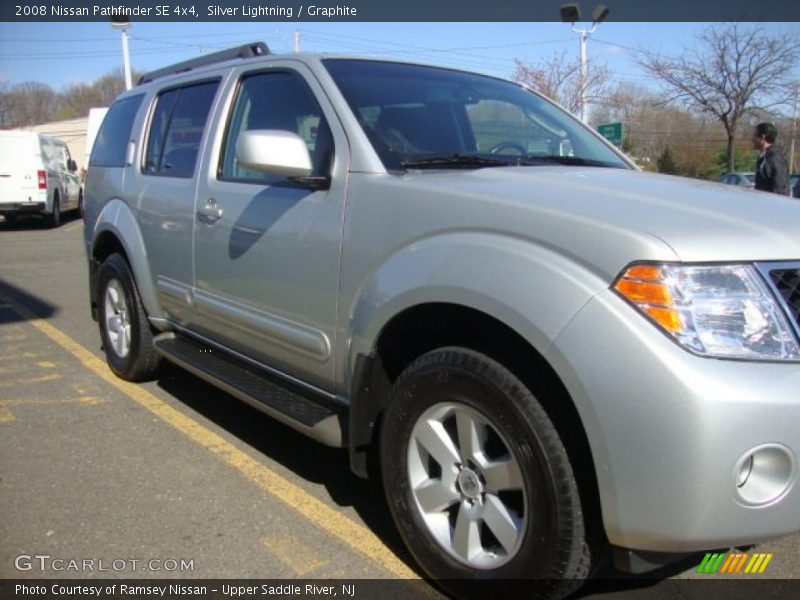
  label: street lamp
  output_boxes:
[560,3,609,124]
[111,16,132,91]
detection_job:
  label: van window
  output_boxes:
[144,81,219,178]
[90,95,144,168]
[219,71,333,184]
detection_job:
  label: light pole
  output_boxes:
[560,3,609,124]
[790,81,799,175]
[111,16,133,91]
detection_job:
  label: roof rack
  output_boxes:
[137,42,270,85]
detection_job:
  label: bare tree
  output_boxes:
[0,81,12,128]
[512,50,610,116]
[638,24,800,172]
[58,69,132,120]
[0,81,57,128]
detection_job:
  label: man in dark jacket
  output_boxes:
[752,122,789,195]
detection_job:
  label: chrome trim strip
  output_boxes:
[756,261,800,342]
[193,290,331,361]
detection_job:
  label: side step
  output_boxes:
[153,333,344,447]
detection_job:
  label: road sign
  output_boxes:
[597,122,623,147]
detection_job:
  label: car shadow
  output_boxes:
[155,363,422,576]
[0,278,58,323]
[0,210,82,230]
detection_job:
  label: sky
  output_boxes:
[0,21,799,102]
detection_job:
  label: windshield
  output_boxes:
[323,59,630,172]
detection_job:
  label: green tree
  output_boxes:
[656,147,678,174]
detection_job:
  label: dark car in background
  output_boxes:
[720,171,755,189]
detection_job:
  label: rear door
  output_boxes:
[133,78,223,325]
[0,134,40,205]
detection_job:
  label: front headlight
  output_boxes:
[614,263,800,361]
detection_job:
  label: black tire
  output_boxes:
[48,193,61,228]
[96,253,162,381]
[78,190,84,219]
[381,347,593,600]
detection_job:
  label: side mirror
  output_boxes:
[68,159,78,172]
[235,130,313,178]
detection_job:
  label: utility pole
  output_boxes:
[111,17,133,91]
[573,26,592,123]
[790,81,799,175]
[560,3,609,124]
[293,30,301,53]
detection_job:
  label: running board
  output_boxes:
[153,333,343,447]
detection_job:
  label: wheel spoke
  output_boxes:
[414,479,459,513]
[482,495,522,554]
[121,324,131,356]
[107,285,120,311]
[452,504,481,561]
[114,326,126,356]
[456,411,485,463]
[107,316,119,335]
[483,457,523,492]
[415,419,461,468]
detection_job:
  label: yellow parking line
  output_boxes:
[0,407,15,423]
[262,534,328,576]
[0,396,105,407]
[0,295,420,580]
[0,373,61,387]
[0,351,45,362]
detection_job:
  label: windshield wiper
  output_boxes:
[516,155,617,167]
[401,154,511,169]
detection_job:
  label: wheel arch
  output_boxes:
[89,199,162,325]
[348,301,606,547]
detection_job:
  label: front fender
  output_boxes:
[342,231,627,477]
[344,231,619,391]
[92,198,162,322]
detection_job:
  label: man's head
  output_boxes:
[753,122,778,150]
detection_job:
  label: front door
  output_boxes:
[192,64,348,392]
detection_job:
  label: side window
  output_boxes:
[220,71,333,183]
[144,89,178,174]
[144,81,219,178]
[90,95,144,168]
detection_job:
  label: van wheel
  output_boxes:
[48,194,61,228]
[78,190,84,219]
[96,253,162,381]
[381,347,592,600]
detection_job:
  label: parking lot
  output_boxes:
[1,214,799,599]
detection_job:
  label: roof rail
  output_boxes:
[137,42,270,85]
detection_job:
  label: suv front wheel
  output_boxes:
[96,253,162,381]
[381,347,593,599]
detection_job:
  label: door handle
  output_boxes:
[197,198,223,221]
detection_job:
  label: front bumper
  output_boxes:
[548,288,800,553]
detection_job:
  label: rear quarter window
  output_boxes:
[89,94,144,168]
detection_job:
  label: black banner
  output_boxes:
[2,0,800,22]
[4,579,800,600]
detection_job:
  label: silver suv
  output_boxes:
[84,43,800,598]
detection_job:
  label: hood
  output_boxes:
[401,166,800,264]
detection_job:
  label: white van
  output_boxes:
[0,131,82,226]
